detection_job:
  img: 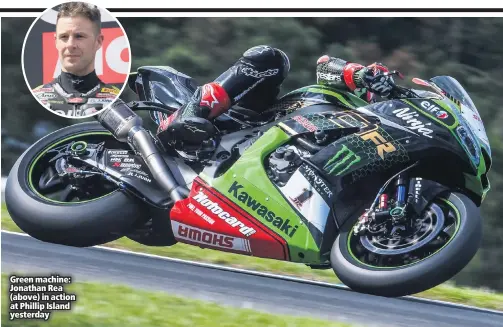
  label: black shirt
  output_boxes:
[32,70,121,118]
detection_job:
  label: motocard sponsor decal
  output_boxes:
[192,191,256,236]
[392,107,434,138]
[187,203,215,224]
[169,178,289,260]
[172,221,252,253]
[227,181,298,238]
[279,169,330,235]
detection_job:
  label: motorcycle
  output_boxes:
[5,65,492,297]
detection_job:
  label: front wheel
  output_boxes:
[330,192,482,297]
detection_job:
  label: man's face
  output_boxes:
[55,16,103,76]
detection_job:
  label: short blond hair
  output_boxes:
[56,2,101,35]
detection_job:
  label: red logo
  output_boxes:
[112,162,121,167]
[292,115,318,132]
[436,111,448,119]
[68,97,85,103]
[169,178,289,260]
[42,27,130,85]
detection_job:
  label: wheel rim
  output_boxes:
[347,198,461,269]
[27,131,126,205]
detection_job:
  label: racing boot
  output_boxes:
[157,82,231,149]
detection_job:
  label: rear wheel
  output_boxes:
[5,122,146,247]
[330,192,482,297]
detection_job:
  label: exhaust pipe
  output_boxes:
[96,99,186,202]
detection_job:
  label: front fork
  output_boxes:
[353,172,412,235]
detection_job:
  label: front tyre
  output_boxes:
[330,192,482,297]
[5,122,145,247]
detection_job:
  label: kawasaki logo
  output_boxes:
[323,145,361,175]
[193,192,256,237]
[393,107,434,138]
[227,182,299,238]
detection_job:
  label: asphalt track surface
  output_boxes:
[2,231,503,327]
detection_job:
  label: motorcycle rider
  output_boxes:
[32,2,121,117]
[156,45,396,149]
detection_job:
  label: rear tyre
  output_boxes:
[5,122,146,247]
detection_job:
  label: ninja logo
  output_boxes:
[323,145,361,176]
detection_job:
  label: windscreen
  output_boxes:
[430,76,490,152]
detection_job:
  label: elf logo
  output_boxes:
[421,101,449,120]
[227,181,299,238]
[192,192,256,237]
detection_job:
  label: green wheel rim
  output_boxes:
[27,131,120,205]
[347,198,461,269]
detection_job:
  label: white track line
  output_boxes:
[2,229,503,316]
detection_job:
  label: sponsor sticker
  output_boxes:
[88,98,113,104]
[119,163,141,169]
[192,191,257,237]
[301,164,333,199]
[393,107,434,138]
[172,221,252,252]
[421,100,449,120]
[67,97,85,104]
[324,145,361,175]
[279,169,331,235]
[33,87,54,93]
[37,93,56,99]
[100,87,120,95]
[81,85,100,96]
[292,115,318,132]
[241,67,279,79]
[96,93,117,98]
[227,182,298,237]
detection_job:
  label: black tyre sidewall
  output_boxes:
[5,122,145,247]
[330,192,482,297]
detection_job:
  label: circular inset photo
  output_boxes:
[22,1,131,118]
